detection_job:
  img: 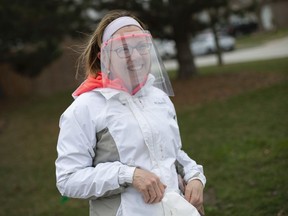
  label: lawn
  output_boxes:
[198,56,288,75]
[0,58,287,215]
[178,83,288,215]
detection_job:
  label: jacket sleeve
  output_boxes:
[165,96,206,187]
[55,103,135,199]
[176,149,206,187]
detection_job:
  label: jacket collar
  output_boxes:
[92,74,155,100]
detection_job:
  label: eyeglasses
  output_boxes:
[113,42,152,58]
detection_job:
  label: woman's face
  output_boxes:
[108,26,151,91]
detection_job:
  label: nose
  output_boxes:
[129,47,142,60]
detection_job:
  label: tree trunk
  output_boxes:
[211,22,223,66]
[210,8,223,66]
[174,31,197,80]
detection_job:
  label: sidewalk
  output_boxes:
[163,36,288,70]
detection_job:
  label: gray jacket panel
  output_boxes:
[90,194,121,216]
[94,127,121,165]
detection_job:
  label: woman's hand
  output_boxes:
[132,168,166,204]
[184,179,204,209]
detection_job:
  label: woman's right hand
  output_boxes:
[132,168,166,204]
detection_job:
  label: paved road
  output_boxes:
[163,36,288,70]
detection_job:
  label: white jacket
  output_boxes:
[55,77,206,216]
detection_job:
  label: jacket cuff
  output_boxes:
[118,165,136,185]
[187,173,206,187]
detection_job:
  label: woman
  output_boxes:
[55,9,206,216]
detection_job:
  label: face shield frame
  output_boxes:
[100,30,174,96]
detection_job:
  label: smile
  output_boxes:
[127,64,143,71]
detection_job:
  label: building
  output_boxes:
[229,0,288,31]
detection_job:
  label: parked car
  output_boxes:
[223,15,259,37]
[225,22,258,37]
[190,32,235,56]
[153,39,176,59]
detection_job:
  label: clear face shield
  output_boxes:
[100,30,174,96]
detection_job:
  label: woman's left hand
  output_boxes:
[184,179,204,209]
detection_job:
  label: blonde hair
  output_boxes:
[77,10,146,78]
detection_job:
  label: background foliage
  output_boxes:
[0,0,229,78]
[0,0,90,77]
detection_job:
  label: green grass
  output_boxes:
[0,58,287,215]
[198,57,288,75]
[178,83,288,215]
[168,57,288,79]
[0,93,88,215]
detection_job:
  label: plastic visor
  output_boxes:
[100,30,174,96]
